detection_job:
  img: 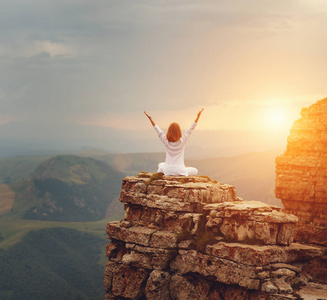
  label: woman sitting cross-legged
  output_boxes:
[144,108,204,176]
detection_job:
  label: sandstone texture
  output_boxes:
[276,98,327,236]
[104,172,325,300]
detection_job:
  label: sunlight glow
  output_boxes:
[263,105,291,131]
[269,109,285,125]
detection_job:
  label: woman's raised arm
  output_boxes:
[194,108,204,123]
[144,111,156,126]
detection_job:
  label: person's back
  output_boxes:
[144,109,203,176]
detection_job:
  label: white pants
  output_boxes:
[157,162,198,176]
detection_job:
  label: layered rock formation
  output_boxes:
[275,98,327,246]
[104,172,324,299]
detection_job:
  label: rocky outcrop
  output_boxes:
[275,98,327,246]
[104,172,324,299]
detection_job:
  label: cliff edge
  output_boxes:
[276,98,327,247]
[104,172,325,300]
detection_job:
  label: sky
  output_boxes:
[1,0,327,138]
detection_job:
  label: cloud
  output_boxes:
[27,40,77,58]
[0,0,326,133]
[0,40,77,62]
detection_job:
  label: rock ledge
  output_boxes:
[104,172,324,300]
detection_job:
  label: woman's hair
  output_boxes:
[166,122,182,142]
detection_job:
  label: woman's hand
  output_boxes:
[144,111,156,126]
[194,108,204,123]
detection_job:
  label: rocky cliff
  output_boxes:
[104,172,325,299]
[275,98,327,246]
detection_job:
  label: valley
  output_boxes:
[0,149,283,299]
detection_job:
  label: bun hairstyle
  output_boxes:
[166,122,182,142]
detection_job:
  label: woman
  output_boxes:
[144,108,204,176]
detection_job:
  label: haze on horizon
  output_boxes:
[1,0,327,152]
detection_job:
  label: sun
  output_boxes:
[264,106,289,131]
[269,109,285,125]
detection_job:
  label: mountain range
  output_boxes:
[0,120,288,158]
[84,149,283,207]
[0,148,283,299]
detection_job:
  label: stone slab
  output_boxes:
[206,242,324,266]
[170,249,261,290]
[204,201,298,245]
[107,221,156,247]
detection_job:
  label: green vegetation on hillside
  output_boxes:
[0,153,126,300]
[9,155,124,222]
[0,184,15,214]
[0,155,51,184]
[0,215,120,250]
[31,155,109,184]
[0,227,107,300]
[0,149,284,299]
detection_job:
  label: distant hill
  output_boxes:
[89,149,283,207]
[0,149,283,299]
[0,120,288,157]
[189,149,283,207]
[0,149,283,222]
[86,152,165,175]
[10,155,124,222]
[0,155,52,184]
